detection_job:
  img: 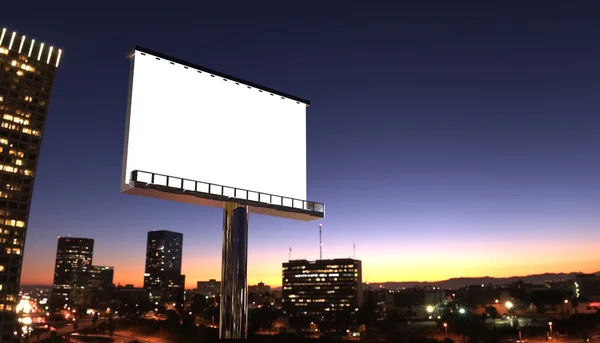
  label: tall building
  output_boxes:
[0,28,62,342]
[282,258,362,324]
[143,230,185,306]
[52,237,94,307]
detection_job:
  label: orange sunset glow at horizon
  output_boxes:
[21,252,600,289]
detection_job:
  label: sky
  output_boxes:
[2,0,599,289]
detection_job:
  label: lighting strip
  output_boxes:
[18,36,25,54]
[47,46,53,64]
[0,28,6,46]
[37,43,44,61]
[8,32,16,50]
[56,49,63,67]
[28,39,35,57]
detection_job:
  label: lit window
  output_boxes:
[16,71,23,76]
[0,139,7,145]
[24,96,32,102]
[0,97,3,102]
[0,48,8,55]
[8,150,24,158]
[15,159,22,166]
[11,61,17,67]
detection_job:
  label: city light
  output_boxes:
[506,301,514,309]
[459,308,466,314]
[426,305,434,313]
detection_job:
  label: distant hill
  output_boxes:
[364,271,600,290]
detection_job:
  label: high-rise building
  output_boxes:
[52,237,94,307]
[0,27,62,342]
[89,266,114,292]
[143,230,185,306]
[282,258,362,323]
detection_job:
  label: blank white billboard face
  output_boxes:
[122,50,307,204]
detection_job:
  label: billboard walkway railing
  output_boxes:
[130,170,324,218]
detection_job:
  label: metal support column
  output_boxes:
[219,202,249,339]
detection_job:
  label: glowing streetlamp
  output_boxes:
[548,321,553,338]
[426,305,434,313]
[458,308,466,314]
[506,301,513,310]
[443,322,448,338]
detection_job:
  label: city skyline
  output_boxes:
[5,1,600,289]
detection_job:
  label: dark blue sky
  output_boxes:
[3,0,599,286]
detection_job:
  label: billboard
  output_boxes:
[121,47,323,220]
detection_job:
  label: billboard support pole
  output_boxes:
[220,202,249,339]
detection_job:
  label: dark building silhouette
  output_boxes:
[143,230,185,306]
[282,258,362,325]
[0,27,62,342]
[89,266,114,292]
[197,279,220,296]
[52,237,94,307]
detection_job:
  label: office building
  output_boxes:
[249,281,271,295]
[0,28,62,342]
[282,258,362,322]
[89,266,114,292]
[197,279,220,297]
[143,230,185,306]
[52,237,94,307]
[574,274,600,300]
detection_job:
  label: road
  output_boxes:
[29,319,94,343]
[113,330,174,343]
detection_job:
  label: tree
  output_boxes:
[190,294,209,315]
[485,306,498,333]
[357,294,377,327]
[92,312,99,327]
[108,320,116,337]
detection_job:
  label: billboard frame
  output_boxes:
[122,46,324,339]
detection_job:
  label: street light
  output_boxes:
[458,308,466,314]
[548,321,553,339]
[426,305,434,313]
[443,322,448,338]
[563,300,569,337]
[506,301,513,309]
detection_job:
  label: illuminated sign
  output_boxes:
[590,302,600,308]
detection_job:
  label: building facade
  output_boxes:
[197,279,220,297]
[574,274,600,300]
[143,230,185,306]
[0,28,62,342]
[282,258,362,324]
[89,266,114,292]
[52,237,94,307]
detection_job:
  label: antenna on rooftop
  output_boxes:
[353,242,356,259]
[319,223,323,260]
